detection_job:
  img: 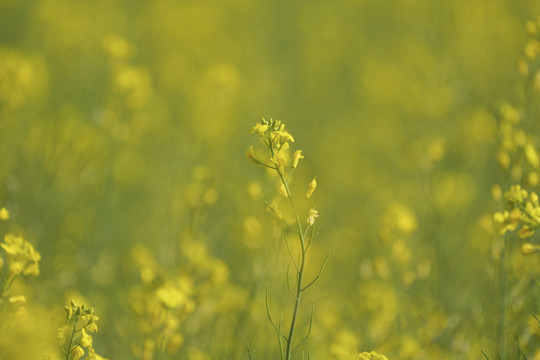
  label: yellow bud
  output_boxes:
[250,123,269,136]
[522,242,540,255]
[509,208,522,222]
[306,177,317,199]
[518,226,535,239]
[493,212,505,224]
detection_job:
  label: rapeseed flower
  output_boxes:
[292,150,304,168]
[358,351,389,360]
[307,208,319,226]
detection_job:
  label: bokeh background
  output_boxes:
[2,0,540,359]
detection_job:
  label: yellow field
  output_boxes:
[1,0,540,359]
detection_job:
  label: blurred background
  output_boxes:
[1,0,540,359]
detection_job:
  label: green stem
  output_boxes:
[65,317,79,360]
[497,235,511,360]
[277,171,307,360]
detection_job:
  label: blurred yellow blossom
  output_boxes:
[522,242,540,255]
[1,233,41,278]
[0,207,9,220]
[358,351,389,360]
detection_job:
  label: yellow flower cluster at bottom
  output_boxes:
[357,351,389,360]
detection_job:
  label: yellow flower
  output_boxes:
[157,284,187,309]
[8,295,26,304]
[272,130,294,144]
[1,234,41,276]
[251,123,269,136]
[358,351,389,360]
[71,346,85,360]
[292,150,304,168]
[493,211,518,235]
[85,316,99,333]
[86,348,109,360]
[80,329,93,348]
[0,207,9,220]
[306,177,317,199]
[307,208,319,226]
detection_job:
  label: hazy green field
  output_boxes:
[2,0,540,359]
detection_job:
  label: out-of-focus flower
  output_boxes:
[0,207,9,220]
[1,233,41,277]
[358,351,389,360]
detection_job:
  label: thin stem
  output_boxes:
[302,251,330,292]
[497,234,511,360]
[292,301,314,354]
[65,317,80,360]
[277,171,307,360]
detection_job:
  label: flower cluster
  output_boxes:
[247,118,318,223]
[248,118,298,177]
[59,302,107,360]
[0,223,41,303]
[493,185,540,239]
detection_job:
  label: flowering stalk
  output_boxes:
[60,301,106,360]
[247,118,330,360]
